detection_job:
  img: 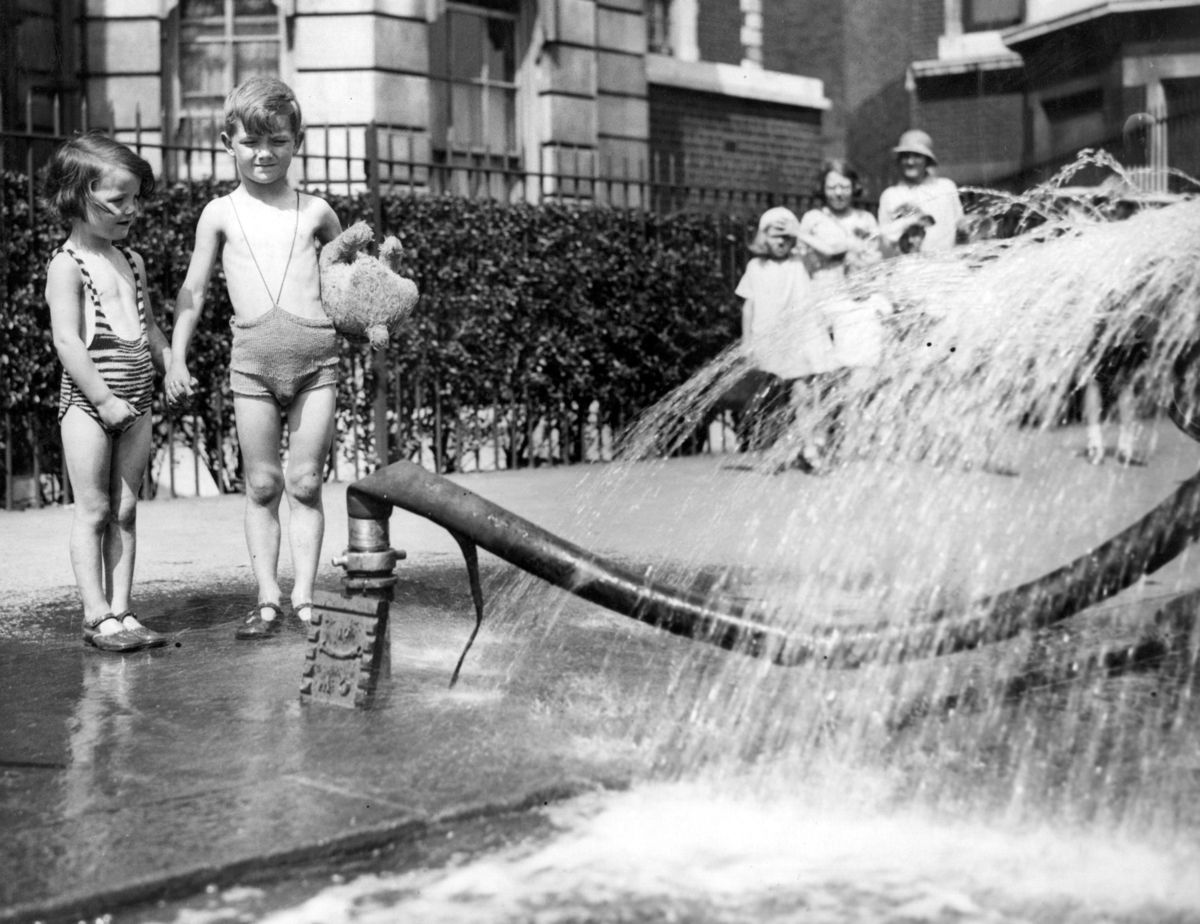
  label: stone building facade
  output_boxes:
[3,1,1198,204]
[0,0,829,206]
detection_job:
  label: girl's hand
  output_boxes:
[97,395,139,430]
[165,363,196,408]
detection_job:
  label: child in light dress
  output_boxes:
[737,206,838,380]
[735,207,839,470]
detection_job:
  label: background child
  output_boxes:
[894,204,935,255]
[736,207,838,471]
[737,206,835,380]
[166,76,343,639]
[44,132,172,652]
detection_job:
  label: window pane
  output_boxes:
[483,85,515,150]
[182,0,223,18]
[178,0,281,118]
[646,0,671,54]
[430,78,449,139]
[448,11,484,81]
[964,0,1022,31]
[450,83,481,145]
[485,18,515,81]
[235,0,278,14]
[428,12,446,77]
[181,22,224,43]
[430,3,518,161]
[181,40,228,98]
[233,21,279,37]
[234,40,279,83]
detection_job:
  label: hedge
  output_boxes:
[0,171,749,494]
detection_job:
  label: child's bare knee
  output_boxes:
[285,467,323,504]
[112,498,138,532]
[245,470,284,504]
[76,499,113,532]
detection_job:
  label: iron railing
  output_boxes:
[1,106,778,508]
[6,88,1199,509]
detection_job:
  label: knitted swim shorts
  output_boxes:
[230,306,339,408]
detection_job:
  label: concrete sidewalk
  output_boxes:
[3,429,1199,923]
[0,463,665,923]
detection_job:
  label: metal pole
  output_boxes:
[367,122,390,469]
[4,412,12,511]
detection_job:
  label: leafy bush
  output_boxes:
[1,173,748,495]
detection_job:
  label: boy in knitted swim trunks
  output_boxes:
[166,76,343,639]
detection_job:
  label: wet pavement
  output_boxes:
[3,426,1200,923]
[0,465,671,924]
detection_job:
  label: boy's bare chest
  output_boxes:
[225,200,305,261]
[220,196,322,313]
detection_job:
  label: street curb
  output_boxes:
[0,777,611,924]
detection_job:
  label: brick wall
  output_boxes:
[649,84,824,197]
[697,0,743,64]
[844,0,922,195]
[916,84,1026,184]
[909,0,944,60]
[681,0,949,194]
[763,0,846,156]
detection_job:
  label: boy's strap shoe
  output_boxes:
[235,601,285,640]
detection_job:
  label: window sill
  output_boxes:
[645,54,829,110]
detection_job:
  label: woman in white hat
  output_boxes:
[877,129,963,253]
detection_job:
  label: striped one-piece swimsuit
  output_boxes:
[56,245,155,436]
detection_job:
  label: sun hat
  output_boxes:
[749,206,802,257]
[893,129,938,164]
[757,206,801,237]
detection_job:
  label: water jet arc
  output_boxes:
[346,459,1200,668]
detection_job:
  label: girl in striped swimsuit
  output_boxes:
[44,132,172,653]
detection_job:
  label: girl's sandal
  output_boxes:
[235,601,284,640]
[293,601,315,623]
[82,614,148,653]
[116,611,169,648]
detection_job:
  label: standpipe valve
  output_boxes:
[334,488,405,592]
[300,489,403,708]
[331,515,404,591]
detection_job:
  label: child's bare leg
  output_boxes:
[284,386,336,620]
[235,395,286,609]
[105,413,153,620]
[1082,378,1104,462]
[60,409,119,632]
[1115,386,1142,463]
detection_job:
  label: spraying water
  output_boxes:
[151,157,1200,923]
[430,155,1200,919]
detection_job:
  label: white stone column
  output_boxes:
[670,0,699,62]
[740,0,762,69]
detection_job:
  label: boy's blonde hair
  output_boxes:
[224,76,303,138]
[748,206,801,257]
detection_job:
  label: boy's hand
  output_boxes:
[165,364,197,410]
[97,395,140,431]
